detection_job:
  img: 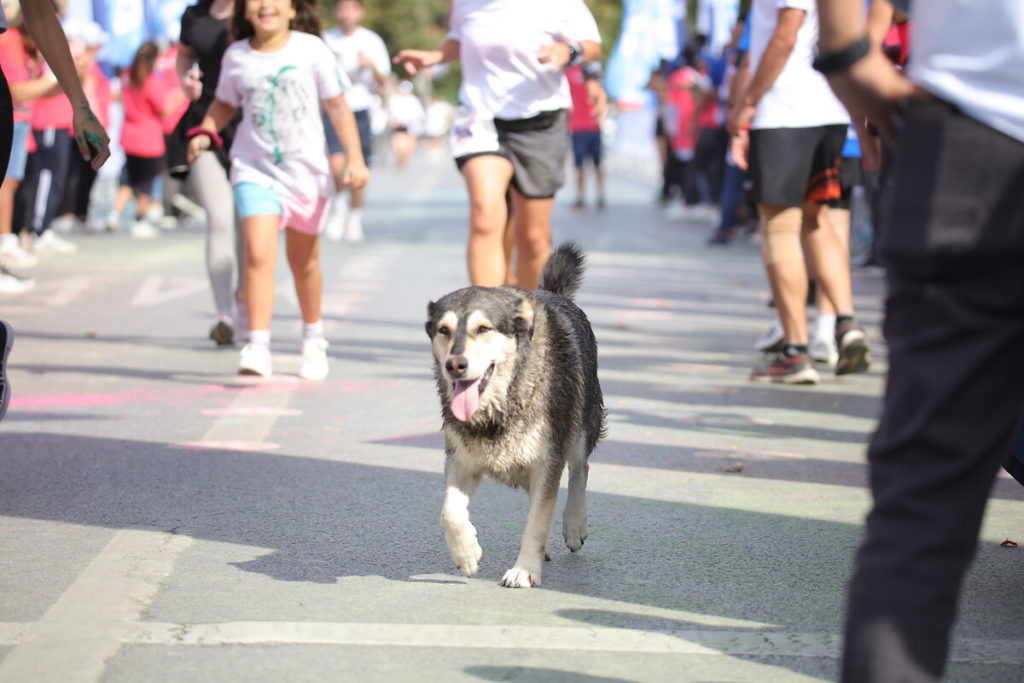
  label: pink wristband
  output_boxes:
[185,126,223,151]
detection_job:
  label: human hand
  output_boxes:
[186,134,210,164]
[824,49,923,143]
[343,159,370,189]
[357,52,373,69]
[72,102,110,170]
[393,49,441,77]
[182,65,203,101]
[537,42,571,70]
[730,129,750,171]
[726,102,755,137]
[586,80,607,122]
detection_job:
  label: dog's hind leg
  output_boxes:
[442,457,484,578]
[501,464,564,588]
[562,435,589,552]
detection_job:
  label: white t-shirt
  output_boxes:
[387,93,426,136]
[448,0,601,120]
[908,1,1024,144]
[322,26,390,113]
[216,31,349,200]
[748,0,849,130]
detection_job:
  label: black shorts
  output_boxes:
[456,109,569,199]
[124,154,165,194]
[748,124,848,207]
[323,108,374,166]
[571,130,602,168]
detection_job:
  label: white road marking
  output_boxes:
[0,621,1018,664]
[130,275,208,308]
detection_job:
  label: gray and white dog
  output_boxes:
[426,243,606,588]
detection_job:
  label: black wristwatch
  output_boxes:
[813,35,870,75]
[566,40,584,67]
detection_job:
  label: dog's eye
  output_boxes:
[476,325,492,335]
[437,326,451,337]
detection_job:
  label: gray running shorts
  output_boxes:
[456,109,569,199]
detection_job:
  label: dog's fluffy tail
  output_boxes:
[538,242,586,300]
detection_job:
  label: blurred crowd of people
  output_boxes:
[0,0,456,297]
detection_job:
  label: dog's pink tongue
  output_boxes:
[451,377,482,422]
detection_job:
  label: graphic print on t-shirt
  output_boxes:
[245,65,309,165]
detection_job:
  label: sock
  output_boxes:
[331,191,349,213]
[302,319,325,340]
[815,313,837,335]
[783,343,809,358]
[249,329,271,348]
[836,313,855,327]
[347,208,363,224]
[0,233,16,248]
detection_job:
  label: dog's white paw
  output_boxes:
[448,536,483,578]
[500,565,540,588]
[563,513,588,552]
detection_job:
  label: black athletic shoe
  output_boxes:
[1,320,13,422]
[835,318,871,375]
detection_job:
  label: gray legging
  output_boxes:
[188,151,242,319]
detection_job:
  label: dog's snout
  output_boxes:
[445,356,469,377]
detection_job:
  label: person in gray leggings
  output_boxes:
[176,0,243,345]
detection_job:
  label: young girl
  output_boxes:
[114,41,185,239]
[186,0,368,380]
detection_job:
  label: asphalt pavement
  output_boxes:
[1,149,1022,682]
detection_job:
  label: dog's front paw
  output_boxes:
[500,565,540,588]
[563,514,588,553]
[449,536,483,578]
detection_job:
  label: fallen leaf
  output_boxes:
[1000,539,1018,548]
[718,463,744,473]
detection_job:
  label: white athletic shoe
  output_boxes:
[238,343,272,377]
[343,214,364,243]
[0,272,35,294]
[0,238,39,269]
[809,327,840,367]
[754,316,784,352]
[129,220,159,240]
[324,206,346,242]
[33,230,78,255]
[299,338,329,381]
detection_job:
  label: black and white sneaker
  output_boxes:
[1,320,13,422]
[835,318,871,375]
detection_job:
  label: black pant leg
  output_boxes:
[842,101,1024,682]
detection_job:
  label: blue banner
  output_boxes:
[605,0,685,107]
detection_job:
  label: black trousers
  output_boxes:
[842,101,1024,681]
[20,127,71,233]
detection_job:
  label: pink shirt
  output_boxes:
[667,67,699,155]
[83,62,111,130]
[120,72,169,157]
[566,65,600,134]
[0,31,33,124]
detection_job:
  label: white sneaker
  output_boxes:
[238,343,272,377]
[324,206,346,242]
[34,230,78,255]
[129,220,159,240]
[343,214,364,243]
[104,210,120,232]
[159,215,179,231]
[0,238,39,269]
[810,326,840,367]
[754,316,784,352]
[0,272,35,294]
[49,215,75,233]
[663,203,686,220]
[299,338,329,381]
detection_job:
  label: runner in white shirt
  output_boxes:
[321,0,390,242]
[386,80,425,170]
[394,0,601,289]
[814,2,1024,680]
[729,0,870,386]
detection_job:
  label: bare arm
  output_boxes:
[19,0,110,168]
[393,39,461,76]
[9,72,61,102]
[538,40,601,70]
[185,98,238,162]
[176,43,203,101]
[323,93,369,188]
[738,8,803,113]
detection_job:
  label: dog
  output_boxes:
[426,242,606,588]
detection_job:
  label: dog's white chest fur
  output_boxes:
[448,418,552,488]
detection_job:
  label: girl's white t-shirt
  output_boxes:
[216,31,350,200]
[448,0,601,120]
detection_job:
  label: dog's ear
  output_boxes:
[425,301,437,338]
[513,298,534,342]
